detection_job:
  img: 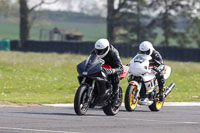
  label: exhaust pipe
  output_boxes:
[164,83,175,98]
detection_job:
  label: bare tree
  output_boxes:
[149,0,189,46]
[183,0,200,48]
[115,0,153,44]
[107,0,127,43]
[19,0,59,47]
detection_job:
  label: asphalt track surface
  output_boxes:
[0,105,200,133]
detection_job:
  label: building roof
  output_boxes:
[52,27,83,36]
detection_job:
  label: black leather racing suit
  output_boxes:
[91,45,123,95]
[149,50,165,97]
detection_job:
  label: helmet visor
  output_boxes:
[140,49,150,55]
[95,46,109,55]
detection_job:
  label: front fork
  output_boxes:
[87,80,95,102]
[81,77,95,103]
[128,81,142,99]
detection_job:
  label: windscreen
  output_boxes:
[134,54,151,63]
[134,54,146,63]
[84,55,102,75]
[85,55,100,68]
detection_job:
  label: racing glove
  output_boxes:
[102,68,122,75]
[153,65,165,73]
[102,68,113,75]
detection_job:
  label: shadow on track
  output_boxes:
[119,109,150,113]
[119,108,151,113]
[13,111,106,117]
[13,112,76,116]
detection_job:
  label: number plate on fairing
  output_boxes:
[143,73,156,94]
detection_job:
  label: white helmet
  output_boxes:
[139,41,154,55]
[94,39,110,58]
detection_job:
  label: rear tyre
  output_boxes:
[149,98,164,111]
[103,87,123,116]
[74,85,89,115]
[125,85,138,111]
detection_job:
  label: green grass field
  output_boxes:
[0,20,106,41]
[0,51,199,104]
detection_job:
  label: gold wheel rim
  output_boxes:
[130,86,138,109]
[155,100,164,109]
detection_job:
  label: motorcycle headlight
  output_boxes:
[82,72,88,75]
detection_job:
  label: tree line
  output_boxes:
[107,0,200,48]
[1,0,200,48]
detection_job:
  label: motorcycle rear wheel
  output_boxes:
[103,87,123,116]
[125,85,138,111]
[149,98,164,111]
[74,85,89,115]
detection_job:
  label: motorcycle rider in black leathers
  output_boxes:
[139,41,165,101]
[91,38,123,105]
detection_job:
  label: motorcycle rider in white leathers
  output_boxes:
[139,41,165,101]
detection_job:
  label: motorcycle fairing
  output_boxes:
[164,65,171,80]
[129,54,152,76]
[77,55,102,77]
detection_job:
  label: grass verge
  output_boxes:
[0,51,199,104]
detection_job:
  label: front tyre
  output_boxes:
[74,85,89,115]
[149,98,164,111]
[103,87,123,116]
[125,85,138,111]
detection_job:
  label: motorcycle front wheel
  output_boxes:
[125,85,138,111]
[74,85,89,115]
[103,87,123,116]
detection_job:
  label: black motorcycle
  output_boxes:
[74,55,127,116]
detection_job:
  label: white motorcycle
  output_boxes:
[124,54,175,111]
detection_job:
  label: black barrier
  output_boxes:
[10,40,200,62]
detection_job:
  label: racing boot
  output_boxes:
[112,87,120,107]
[159,87,164,102]
[111,75,121,107]
[159,92,164,102]
[158,74,165,102]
